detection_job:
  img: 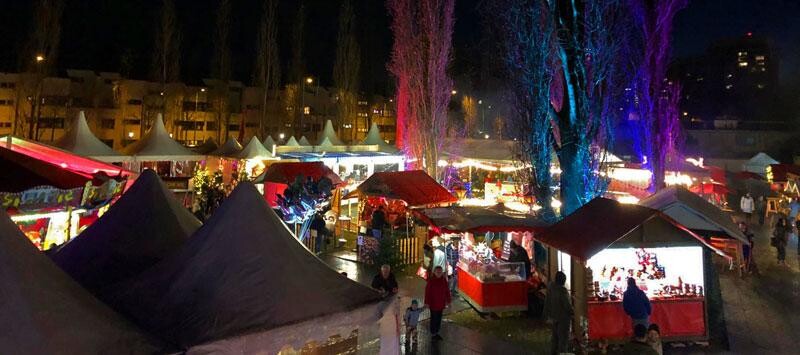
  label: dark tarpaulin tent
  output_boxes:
[345,170,457,207]
[0,145,92,192]
[106,183,392,351]
[52,169,201,294]
[0,208,159,354]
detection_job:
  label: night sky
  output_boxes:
[0,0,798,91]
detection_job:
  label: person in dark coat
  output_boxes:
[424,266,451,341]
[310,213,329,253]
[622,324,659,355]
[739,222,757,274]
[371,205,387,238]
[543,271,573,355]
[509,240,531,279]
[773,217,790,265]
[623,277,652,330]
[371,264,398,297]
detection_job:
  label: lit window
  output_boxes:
[755,55,765,61]
[303,106,310,115]
[725,84,733,90]
[757,84,765,89]
[738,62,748,67]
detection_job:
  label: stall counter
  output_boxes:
[588,297,706,341]
[457,265,528,313]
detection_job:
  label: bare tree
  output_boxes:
[252,0,281,139]
[211,0,232,142]
[15,0,63,138]
[152,0,181,85]
[388,0,455,177]
[289,1,306,136]
[333,0,360,143]
[461,95,478,138]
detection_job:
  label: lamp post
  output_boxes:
[194,88,205,143]
[29,54,45,139]
[301,77,313,136]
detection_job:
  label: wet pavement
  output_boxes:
[319,253,533,354]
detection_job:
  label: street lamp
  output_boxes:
[35,54,45,63]
[279,133,285,140]
[306,77,314,84]
[451,89,457,95]
[194,88,206,143]
[301,76,315,136]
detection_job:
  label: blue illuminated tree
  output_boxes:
[497,0,634,217]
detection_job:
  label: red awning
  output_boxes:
[0,146,95,192]
[536,198,728,262]
[690,182,729,195]
[253,162,344,186]
[347,170,457,207]
[768,164,800,182]
[2,136,130,178]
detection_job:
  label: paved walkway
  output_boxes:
[320,253,532,354]
[717,218,800,355]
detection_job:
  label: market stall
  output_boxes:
[416,205,546,312]
[54,111,132,163]
[536,198,730,343]
[1,136,132,250]
[345,170,457,264]
[253,161,344,208]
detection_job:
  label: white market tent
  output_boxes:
[360,122,398,153]
[0,208,159,353]
[55,111,131,162]
[211,136,243,158]
[263,135,277,153]
[742,152,779,176]
[284,136,300,147]
[108,182,398,353]
[122,114,202,161]
[298,135,312,146]
[51,169,201,295]
[639,186,748,245]
[237,136,276,160]
[321,119,345,146]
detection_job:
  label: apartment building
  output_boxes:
[0,70,396,150]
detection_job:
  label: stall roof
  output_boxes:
[417,205,547,234]
[0,209,159,354]
[359,122,398,153]
[55,111,130,162]
[0,136,131,192]
[108,183,382,348]
[537,198,726,262]
[442,138,518,163]
[284,136,300,147]
[263,135,277,151]
[321,119,345,146]
[51,170,201,294]
[237,136,276,160]
[346,170,457,207]
[767,164,800,182]
[253,161,344,186]
[192,138,218,155]
[298,136,312,146]
[278,150,403,161]
[122,114,202,161]
[742,153,778,174]
[639,187,747,244]
[211,136,243,158]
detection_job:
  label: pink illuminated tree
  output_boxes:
[388,0,455,177]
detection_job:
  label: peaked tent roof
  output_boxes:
[321,120,345,145]
[263,135,277,151]
[0,209,159,353]
[108,182,382,348]
[253,161,344,186]
[122,114,202,161]
[52,169,201,294]
[316,136,335,149]
[362,122,398,152]
[211,137,243,158]
[192,138,218,155]
[346,170,457,207]
[284,136,300,147]
[537,198,726,262]
[55,111,130,162]
[742,152,778,174]
[639,186,747,244]
[237,136,275,160]
[417,205,547,234]
[298,136,312,146]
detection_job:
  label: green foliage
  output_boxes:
[374,233,403,271]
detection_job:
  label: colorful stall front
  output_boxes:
[1,136,132,250]
[417,205,546,312]
[536,198,730,343]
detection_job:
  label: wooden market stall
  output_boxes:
[536,198,731,343]
[416,205,547,312]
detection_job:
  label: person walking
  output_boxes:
[622,324,659,355]
[371,264,399,297]
[371,205,387,238]
[543,271,573,355]
[739,222,757,274]
[623,278,652,330]
[740,192,755,223]
[424,266,451,341]
[755,195,767,226]
[445,238,461,294]
[773,217,790,266]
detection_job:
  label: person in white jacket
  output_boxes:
[740,193,755,222]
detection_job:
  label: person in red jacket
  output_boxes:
[424,265,451,340]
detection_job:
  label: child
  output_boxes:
[647,323,663,355]
[403,299,425,344]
